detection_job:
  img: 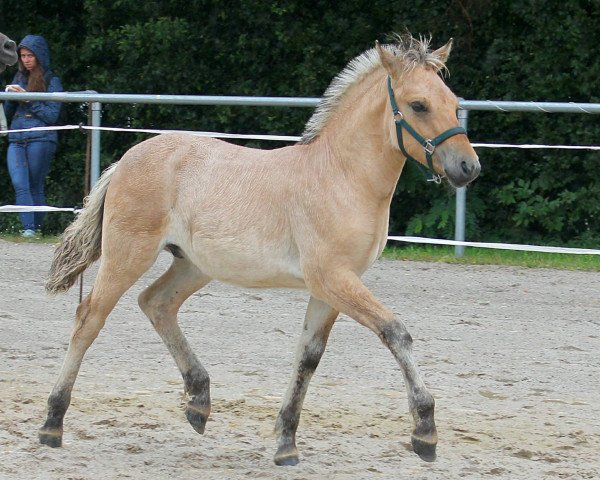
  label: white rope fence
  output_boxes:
[471,143,600,151]
[2,124,600,256]
[3,124,302,142]
[3,124,600,149]
[0,205,78,213]
[387,236,600,255]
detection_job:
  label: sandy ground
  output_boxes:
[0,239,598,479]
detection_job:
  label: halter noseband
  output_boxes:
[387,76,467,184]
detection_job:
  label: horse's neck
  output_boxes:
[316,72,405,201]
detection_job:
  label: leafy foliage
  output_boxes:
[1,0,598,246]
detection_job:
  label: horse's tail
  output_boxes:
[45,163,119,294]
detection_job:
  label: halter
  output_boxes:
[387,76,467,183]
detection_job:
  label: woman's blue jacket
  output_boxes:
[4,35,63,144]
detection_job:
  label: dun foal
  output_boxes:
[40,35,480,465]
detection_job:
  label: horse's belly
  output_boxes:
[189,238,306,289]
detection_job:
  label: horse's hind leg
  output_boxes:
[39,240,159,447]
[274,296,338,466]
[138,256,212,434]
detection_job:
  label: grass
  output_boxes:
[383,244,600,271]
[0,232,60,244]
[2,233,599,271]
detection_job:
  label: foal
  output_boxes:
[40,35,479,465]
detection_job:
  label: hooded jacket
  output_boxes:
[4,35,63,144]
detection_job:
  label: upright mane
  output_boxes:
[300,34,448,144]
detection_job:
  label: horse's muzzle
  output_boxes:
[440,151,481,188]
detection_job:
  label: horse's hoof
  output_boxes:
[274,452,300,466]
[274,442,299,466]
[411,435,437,462]
[39,428,63,448]
[185,404,209,434]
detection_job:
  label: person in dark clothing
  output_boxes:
[4,34,62,237]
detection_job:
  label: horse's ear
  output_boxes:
[376,40,397,76]
[433,38,453,65]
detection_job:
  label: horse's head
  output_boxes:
[377,37,480,188]
[0,32,18,73]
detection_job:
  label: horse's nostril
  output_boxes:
[460,160,471,175]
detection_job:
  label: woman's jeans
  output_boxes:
[7,140,57,231]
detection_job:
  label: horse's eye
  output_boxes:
[410,101,428,113]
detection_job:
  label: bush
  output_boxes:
[1,0,598,245]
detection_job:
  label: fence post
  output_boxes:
[454,107,469,257]
[90,102,102,188]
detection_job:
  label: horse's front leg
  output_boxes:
[274,296,338,466]
[378,320,437,461]
[309,269,437,462]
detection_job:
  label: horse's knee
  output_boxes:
[379,320,413,349]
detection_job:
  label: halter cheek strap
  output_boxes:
[387,76,467,184]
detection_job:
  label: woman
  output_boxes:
[4,34,62,237]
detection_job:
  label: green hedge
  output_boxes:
[1,0,598,246]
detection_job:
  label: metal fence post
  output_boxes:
[90,102,102,188]
[454,107,469,257]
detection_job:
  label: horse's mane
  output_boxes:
[300,34,447,144]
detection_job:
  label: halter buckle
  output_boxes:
[424,140,435,155]
[394,111,403,122]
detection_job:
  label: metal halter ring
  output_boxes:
[424,140,435,155]
[428,173,443,184]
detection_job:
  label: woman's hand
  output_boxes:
[5,84,26,92]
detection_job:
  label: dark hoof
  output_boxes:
[274,442,299,466]
[411,435,437,462]
[185,405,209,434]
[274,453,300,466]
[39,429,63,448]
[274,439,300,467]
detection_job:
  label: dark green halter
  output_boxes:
[387,76,466,183]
